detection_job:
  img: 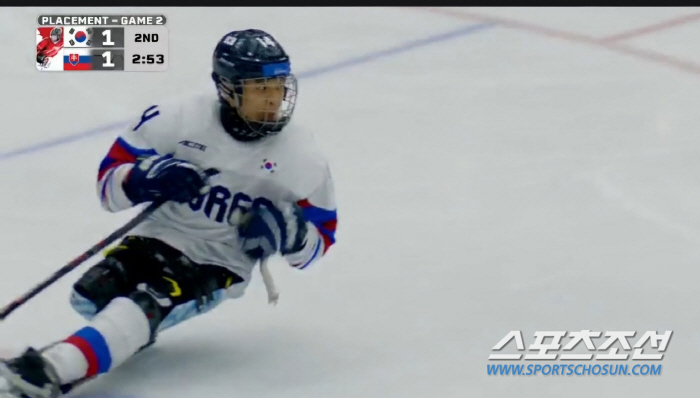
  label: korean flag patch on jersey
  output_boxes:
[66,27,93,47]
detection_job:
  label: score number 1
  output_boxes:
[101,51,115,68]
[96,28,123,69]
[102,27,114,68]
[102,29,115,46]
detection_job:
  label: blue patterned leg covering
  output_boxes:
[70,288,228,332]
[157,289,228,332]
[70,290,98,320]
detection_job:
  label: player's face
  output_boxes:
[237,77,286,123]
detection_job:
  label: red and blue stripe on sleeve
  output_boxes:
[98,137,157,209]
[98,137,157,181]
[297,198,337,255]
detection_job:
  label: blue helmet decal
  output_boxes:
[261,62,291,77]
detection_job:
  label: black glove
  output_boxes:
[237,201,308,260]
[123,155,219,204]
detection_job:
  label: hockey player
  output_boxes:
[36,28,63,68]
[0,29,337,398]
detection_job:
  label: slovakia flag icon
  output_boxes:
[63,52,91,70]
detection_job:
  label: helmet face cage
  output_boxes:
[217,73,298,138]
[50,28,61,43]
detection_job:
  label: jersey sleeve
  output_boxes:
[96,105,179,212]
[283,163,338,270]
[36,38,47,54]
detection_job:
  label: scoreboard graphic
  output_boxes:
[36,15,168,72]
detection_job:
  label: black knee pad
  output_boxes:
[72,256,130,312]
[73,236,242,338]
[74,258,169,338]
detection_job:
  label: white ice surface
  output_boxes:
[1,6,700,398]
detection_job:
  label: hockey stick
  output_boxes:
[0,200,165,321]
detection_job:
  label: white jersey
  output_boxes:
[96,95,337,294]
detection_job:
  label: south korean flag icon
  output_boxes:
[66,27,93,47]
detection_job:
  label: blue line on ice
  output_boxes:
[0,22,495,161]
